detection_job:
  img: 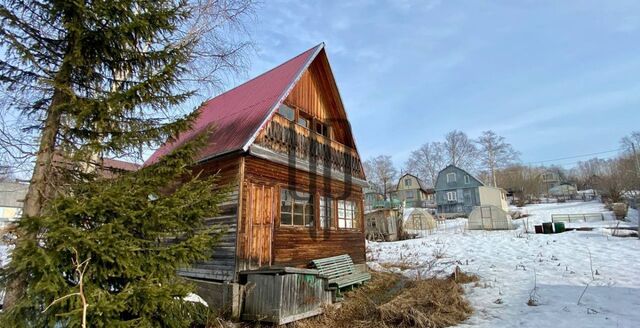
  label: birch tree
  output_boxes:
[444,130,477,171]
[364,155,398,200]
[404,141,446,186]
[475,130,520,187]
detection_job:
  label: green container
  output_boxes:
[554,222,565,233]
[542,222,554,234]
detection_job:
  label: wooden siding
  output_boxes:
[238,156,366,270]
[177,155,242,282]
[284,54,355,148]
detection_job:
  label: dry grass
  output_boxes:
[379,261,418,271]
[449,266,480,284]
[291,270,476,328]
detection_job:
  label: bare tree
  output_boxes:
[443,130,477,172]
[495,165,542,206]
[569,158,608,190]
[475,130,520,187]
[620,131,640,195]
[621,131,640,152]
[595,157,635,203]
[404,142,446,186]
[364,155,398,201]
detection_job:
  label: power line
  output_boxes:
[524,148,625,166]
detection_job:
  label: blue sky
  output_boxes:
[235,0,640,169]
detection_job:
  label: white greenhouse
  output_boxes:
[468,205,513,230]
[402,208,437,232]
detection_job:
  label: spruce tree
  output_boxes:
[1,135,228,327]
[0,0,253,307]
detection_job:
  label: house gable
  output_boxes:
[283,52,356,148]
[435,165,483,191]
[251,47,365,181]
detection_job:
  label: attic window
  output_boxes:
[464,175,470,184]
[404,179,412,187]
[297,116,309,128]
[446,172,456,183]
[315,121,329,138]
[278,104,295,121]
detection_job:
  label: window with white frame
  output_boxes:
[338,200,356,229]
[280,189,314,227]
[464,175,470,184]
[319,196,333,229]
[446,172,456,183]
[404,178,412,187]
[446,191,457,201]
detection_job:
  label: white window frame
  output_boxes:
[319,196,333,229]
[404,178,412,187]
[280,189,314,227]
[446,191,457,201]
[338,200,357,229]
[446,172,456,183]
[464,175,470,184]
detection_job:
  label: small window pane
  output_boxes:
[281,213,292,225]
[297,117,309,128]
[279,105,295,121]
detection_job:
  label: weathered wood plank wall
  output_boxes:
[177,154,242,282]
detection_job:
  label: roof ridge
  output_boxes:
[200,43,324,111]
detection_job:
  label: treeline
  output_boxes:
[365,130,640,205]
[364,130,519,198]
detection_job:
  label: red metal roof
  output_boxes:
[145,44,323,165]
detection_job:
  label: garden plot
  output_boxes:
[368,201,640,328]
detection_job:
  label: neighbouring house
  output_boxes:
[549,183,578,198]
[540,171,562,195]
[391,173,435,208]
[364,183,401,212]
[145,44,367,317]
[435,165,508,215]
[0,182,28,229]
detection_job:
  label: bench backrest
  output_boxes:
[310,254,356,280]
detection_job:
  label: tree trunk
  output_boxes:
[3,89,65,309]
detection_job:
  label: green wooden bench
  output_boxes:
[309,254,371,291]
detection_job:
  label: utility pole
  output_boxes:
[632,143,640,239]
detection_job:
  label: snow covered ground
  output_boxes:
[368,201,640,328]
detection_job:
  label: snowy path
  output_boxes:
[368,201,640,328]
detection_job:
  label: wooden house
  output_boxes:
[435,165,508,216]
[392,173,435,208]
[146,44,367,313]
